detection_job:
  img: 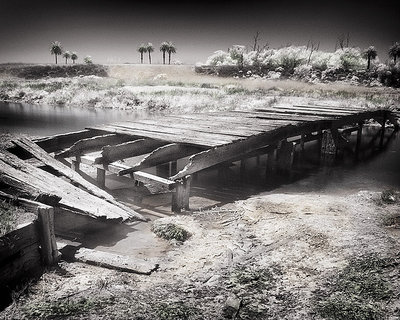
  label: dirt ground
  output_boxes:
[1,187,399,319]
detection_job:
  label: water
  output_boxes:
[0,102,144,137]
[0,102,399,198]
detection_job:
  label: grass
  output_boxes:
[23,297,103,319]
[151,222,190,242]
[0,201,17,236]
[155,301,200,320]
[314,254,396,320]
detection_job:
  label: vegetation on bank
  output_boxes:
[0,64,107,79]
[197,44,400,88]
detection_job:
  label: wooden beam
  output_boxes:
[80,155,176,190]
[118,143,204,176]
[55,134,136,158]
[34,129,99,153]
[95,139,167,164]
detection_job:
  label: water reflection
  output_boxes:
[0,102,144,137]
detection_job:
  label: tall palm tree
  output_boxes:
[389,42,400,64]
[63,51,71,64]
[138,44,147,64]
[160,42,169,65]
[146,43,154,64]
[71,52,78,64]
[50,41,63,64]
[363,46,377,70]
[166,42,176,65]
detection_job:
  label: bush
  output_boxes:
[152,222,190,242]
[378,64,400,88]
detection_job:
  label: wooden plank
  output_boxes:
[80,155,176,190]
[88,125,231,147]
[0,191,56,212]
[0,150,146,221]
[0,222,39,265]
[118,143,204,176]
[95,139,167,164]
[255,107,351,117]
[111,121,247,142]
[34,129,99,153]
[37,206,58,265]
[12,137,144,220]
[55,134,137,158]
[230,110,331,122]
[280,105,356,114]
[75,248,159,275]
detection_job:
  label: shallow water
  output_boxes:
[0,102,144,137]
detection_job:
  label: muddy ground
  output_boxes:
[1,188,399,319]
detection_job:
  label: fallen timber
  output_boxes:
[5,104,397,215]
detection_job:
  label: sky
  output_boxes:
[0,0,399,65]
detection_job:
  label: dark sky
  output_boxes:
[0,0,399,64]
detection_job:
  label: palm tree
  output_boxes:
[160,42,169,65]
[50,41,63,64]
[362,46,377,70]
[71,52,78,64]
[167,42,176,65]
[389,42,400,64]
[63,51,71,64]
[146,43,154,64]
[138,44,147,64]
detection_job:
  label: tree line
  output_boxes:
[50,40,177,65]
[138,42,177,65]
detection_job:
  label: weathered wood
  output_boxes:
[118,143,204,176]
[71,158,80,172]
[172,175,191,213]
[12,138,144,220]
[355,122,363,155]
[75,248,159,275]
[55,134,137,158]
[80,155,176,190]
[34,129,99,153]
[0,150,146,221]
[95,139,167,164]
[276,140,296,175]
[320,130,337,165]
[37,206,58,265]
[97,168,106,189]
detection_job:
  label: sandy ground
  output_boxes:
[1,189,399,319]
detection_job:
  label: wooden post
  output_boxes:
[320,129,337,166]
[71,157,80,172]
[172,175,191,213]
[380,113,386,148]
[37,206,59,266]
[276,140,296,176]
[97,168,106,189]
[355,121,363,157]
[169,161,177,176]
[265,148,276,179]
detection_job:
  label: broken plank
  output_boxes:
[34,129,99,153]
[74,248,159,275]
[118,143,204,176]
[55,134,137,158]
[95,138,167,164]
[0,150,145,221]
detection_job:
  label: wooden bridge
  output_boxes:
[2,104,398,221]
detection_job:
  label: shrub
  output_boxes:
[152,222,190,242]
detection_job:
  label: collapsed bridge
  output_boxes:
[1,103,398,226]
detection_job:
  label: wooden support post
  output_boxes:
[355,121,363,157]
[169,161,177,176]
[172,175,191,213]
[71,157,80,172]
[240,158,246,181]
[320,130,337,166]
[97,168,106,189]
[265,148,276,179]
[276,140,296,176]
[37,206,59,266]
[380,113,386,148]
